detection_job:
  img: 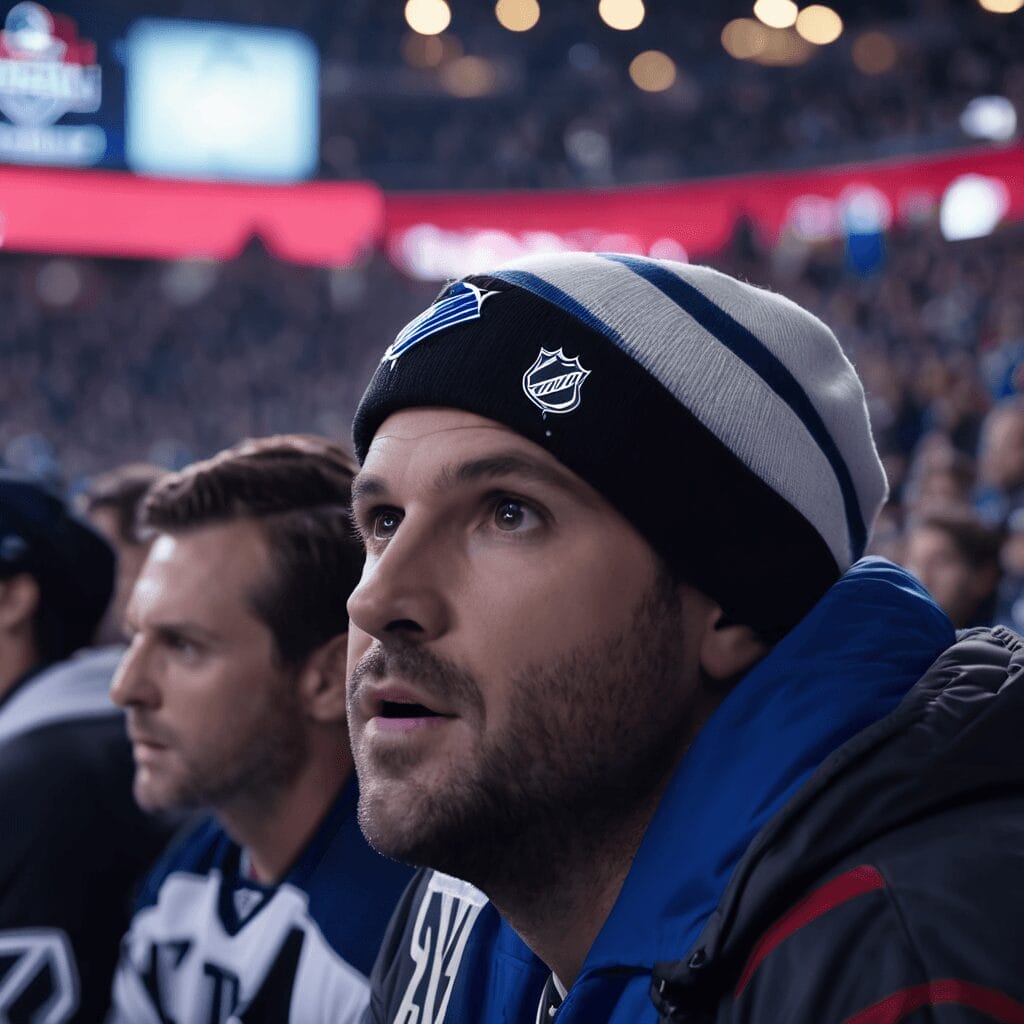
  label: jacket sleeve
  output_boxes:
[723,859,1024,1024]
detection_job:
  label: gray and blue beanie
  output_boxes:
[353,252,887,639]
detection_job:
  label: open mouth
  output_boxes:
[379,700,443,719]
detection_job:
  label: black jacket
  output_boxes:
[652,626,1024,1022]
[0,649,174,1024]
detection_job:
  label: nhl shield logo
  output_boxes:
[522,348,591,415]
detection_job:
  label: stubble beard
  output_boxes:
[353,570,695,911]
[138,680,309,816]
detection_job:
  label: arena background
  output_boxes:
[3,0,1024,626]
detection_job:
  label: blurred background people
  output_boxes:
[974,396,1024,525]
[78,463,166,646]
[0,472,173,1024]
[902,508,1003,627]
[107,435,412,1024]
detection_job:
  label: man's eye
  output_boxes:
[166,635,199,658]
[493,498,541,533]
[373,509,402,540]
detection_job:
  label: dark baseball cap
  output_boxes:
[0,472,115,661]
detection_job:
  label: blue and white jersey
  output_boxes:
[109,777,413,1024]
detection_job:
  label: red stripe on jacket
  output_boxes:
[842,980,1024,1024]
[735,865,886,997]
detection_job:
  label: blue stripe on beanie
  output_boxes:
[600,253,868,559]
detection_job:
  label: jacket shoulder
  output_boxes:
[718,800,1024,1023]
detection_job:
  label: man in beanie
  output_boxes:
[346,254,1024,1024]
[0,472,172,1024]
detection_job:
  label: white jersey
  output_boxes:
[107,780,414,1024]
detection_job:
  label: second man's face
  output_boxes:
[112,519,307,814]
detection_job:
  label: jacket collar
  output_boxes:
[580,558,954,974]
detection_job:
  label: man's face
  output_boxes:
[346,408,705,885]
[980,410,1024,492]
[903,525,980,628]
[112,520,306,814]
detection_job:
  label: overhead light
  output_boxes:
[598,0,645,31]
[753,0,798,30]
[440,55,497,96]
[939,174,1010,241]
[629,50,676,91]
[960,96,1018,141]
[795,5,843,45]
[852,31,897,75]
[721,18,770,60]
[405,0,452,36]
[495,0,541,32]
[977,0,1024,12]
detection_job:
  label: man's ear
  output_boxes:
[698,606,770,685]
[0,574,40,633]
[298,632,349,723]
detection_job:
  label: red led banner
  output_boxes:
[0,166,384,265]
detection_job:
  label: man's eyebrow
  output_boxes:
[352,453,586,503]
[152,620,220,645]
[443,453,582,496]
[350,473,388,505]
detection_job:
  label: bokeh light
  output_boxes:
[495,0,541,32]
[405,0,452,36]
[629,50,676,91]
[440,55,498,96]
[977,0,1024,12]
[795,5,843,45]
[753,0,799,30]
[852,30,897,74]
[752,27,812,65]
[401,31,446,67]
[721,18,770,60]
[598,0,645,31]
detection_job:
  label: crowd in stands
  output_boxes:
[318,0,1024,188]
[4,216,1024,629]
[65,0,1024,189]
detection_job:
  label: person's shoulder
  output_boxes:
[713,814,1024,1023]
[133,815,228,913]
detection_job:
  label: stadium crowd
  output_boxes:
[5,216,1024,629]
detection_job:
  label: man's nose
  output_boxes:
[110,638,160,708]
[347,527,452,646]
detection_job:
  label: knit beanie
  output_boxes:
[353,252,887,639]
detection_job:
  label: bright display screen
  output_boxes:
[125,19,318,183]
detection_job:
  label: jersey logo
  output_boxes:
[383,282,498,365]
[0,929,79,1024]
[393,873,486,1024]
[522,348,591,415]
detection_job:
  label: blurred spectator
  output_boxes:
[975,396,1024,525]
[995,507,1024,633]
[0,473,173,1024]
[902,508,1002,628]
[79,463,166,645]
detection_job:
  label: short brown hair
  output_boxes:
[141,435,360,668]
[81,463,166,544]
[910,509,1003,570]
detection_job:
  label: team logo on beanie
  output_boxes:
[522,348,591,415]
[382,281,499,365]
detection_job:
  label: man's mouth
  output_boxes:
[379,700,443,720]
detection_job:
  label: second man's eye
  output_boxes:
[373,509,402,540]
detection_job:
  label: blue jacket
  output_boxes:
[365,559,970,1023]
